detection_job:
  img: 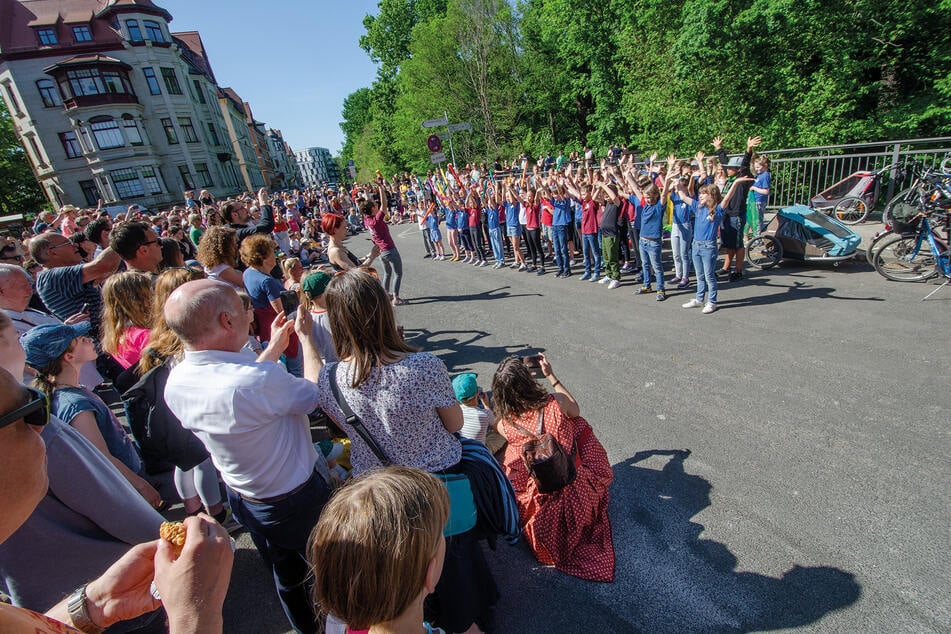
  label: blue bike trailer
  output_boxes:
[771,204,862,260]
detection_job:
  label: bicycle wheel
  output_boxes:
[872,235,938,282]
[833,196,869,224]
[746,235,782,269]
[865,229,895,266]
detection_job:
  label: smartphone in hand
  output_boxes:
[279,290,300,319]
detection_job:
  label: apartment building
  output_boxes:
[266,128,300,190]
[295,145,339,189]
[0,0,269,210]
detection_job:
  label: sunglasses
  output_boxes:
[0,386,50,431]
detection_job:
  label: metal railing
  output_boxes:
[759,137,951,210]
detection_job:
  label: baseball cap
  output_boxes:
[452,372,478,401]
[20,322,92,370]
[301,271,331,298]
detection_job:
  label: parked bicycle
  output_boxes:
[866,169,951,265]
[810,164,899,225]
[872,194,950,293]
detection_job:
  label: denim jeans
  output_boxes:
[582,233,602,276]
[380,248,403,296]
[671,224,693,279]
[552,224,570,272]
[489,226,505,263]
[692,240,718,304]
[228,471,331,634]
[639,237,664,290]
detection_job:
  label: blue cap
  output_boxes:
[20,322,92,370]
[452,372,478,402]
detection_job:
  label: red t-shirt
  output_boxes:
[497,204,506,225]
[364,211,397,252]
[581,200,599,235]
[524,203,540,230]
[540,199,554,227]
[466,207,480,227]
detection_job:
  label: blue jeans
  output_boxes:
[639,237,664,290]
[489,226,505,263]
[228,471,330,634]
[671,224,693,279]
[582,233,601,276]
[692,240,718,304]
[552,224,570,272]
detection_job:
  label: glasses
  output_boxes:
[0,386,50,431]
[141,239,159,247]
[0,253,24,262]
[48,242,76,251]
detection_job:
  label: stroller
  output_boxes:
[809,164,896,224]
[746,204,862,269]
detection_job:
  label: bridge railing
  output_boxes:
[758,137,951,210]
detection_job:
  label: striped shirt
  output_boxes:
[35,265,104,342]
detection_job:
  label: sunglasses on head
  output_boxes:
[0,386,49,430]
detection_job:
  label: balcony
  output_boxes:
[63,93,139,110]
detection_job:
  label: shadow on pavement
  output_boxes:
[716,279,885,308]
[408,286,543,305]
[403,328,537,373]
[222,546,291,634]
[486,449,861,632]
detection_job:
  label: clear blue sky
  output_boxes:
[159,0,381,155]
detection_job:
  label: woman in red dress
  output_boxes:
[491,354,615,582]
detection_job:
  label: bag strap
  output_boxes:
[329,363,391,466]
[536,407,545,435]
[506,407,546,439]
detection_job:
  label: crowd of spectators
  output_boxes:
[0,134,775,631]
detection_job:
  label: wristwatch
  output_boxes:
[67,584,104,634]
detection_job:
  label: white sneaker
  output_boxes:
[569,259,576,266]
[479,260,488,267]
[682,298,703,309]
[589,275,599,282]
[518,263,526,271]
[607,279,619,290]
[702,302,717,314]
[598,276,610,284]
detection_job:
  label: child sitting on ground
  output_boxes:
[452,371,506,458]
[309,466,450,634]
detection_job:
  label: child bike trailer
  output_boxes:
[746,204,862,269]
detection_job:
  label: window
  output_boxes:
[3,84,22,115]
[59,131,82,158]
[102,71,123,94]
[195,163,213,187]
[126,20,143,42]
[27,136,47,167]
[142,68,161,95]
[66,69,104,96]
[122,115,143,145]
[36,28,58,45]
[178,117,198,143]
[160,68,181,95]
[72,25,93,42]
[178,165,195,190]
[111,168,144,199]
[192,79,206,104]
[79,180,100,207]
[161,118,178,144]
[90,118,124,150]
[143,20,166,43]
[206,122,220,145]
[141,167,163,194]
[36,79,61,107]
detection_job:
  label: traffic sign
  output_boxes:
[430,152,446,164]
[447,122,472,133]
[427,135,442,153]
[422,117,449,129]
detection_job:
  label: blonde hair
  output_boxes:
[100,272,154,357]
[138,267,206,374]
[699,184,722,221]
[308,467,449,630]
[324,269,415,387]
[282,257,302,280]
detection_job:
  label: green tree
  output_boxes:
[0,101,45,216]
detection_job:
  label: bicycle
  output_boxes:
[867,170,951,266]
[872,199,951,299]
[880,158,951,228]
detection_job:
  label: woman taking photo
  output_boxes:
[314,268,497,634]
[491,353,615,582]
[241,235,301,377]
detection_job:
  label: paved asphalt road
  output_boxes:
[222,221,950,633]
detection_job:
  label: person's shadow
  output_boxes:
[486,449,861,632]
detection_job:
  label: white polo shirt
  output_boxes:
[165,348,318,499]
